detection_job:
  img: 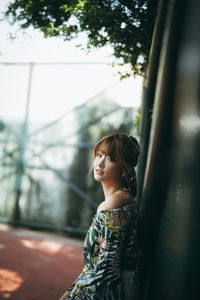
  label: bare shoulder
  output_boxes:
[97,201,106,214]
[107,191,134,209]
[98,191,134,213]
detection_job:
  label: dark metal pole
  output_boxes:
[13,63,33,226]
[137,0,168,205]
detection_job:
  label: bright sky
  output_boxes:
[0,0,143,123]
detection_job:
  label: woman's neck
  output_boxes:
[101,182,122,200]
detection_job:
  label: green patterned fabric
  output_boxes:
[68,203,141,300]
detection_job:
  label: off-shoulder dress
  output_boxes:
[67,202,141,300]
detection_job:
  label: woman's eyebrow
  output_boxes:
[97,149,105,153]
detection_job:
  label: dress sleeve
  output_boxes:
[68,211,122,300]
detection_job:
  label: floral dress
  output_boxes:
[67,203,141,300]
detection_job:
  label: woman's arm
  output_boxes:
[67,212,122,299]
[59,290,70,300]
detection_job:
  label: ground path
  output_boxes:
[0,224,84,300]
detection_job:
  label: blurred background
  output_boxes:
[0,0,143,234]
[1,0,200,299]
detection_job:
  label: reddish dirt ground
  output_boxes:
[0,224,84,300]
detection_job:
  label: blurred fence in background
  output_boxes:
[0,62,141,235]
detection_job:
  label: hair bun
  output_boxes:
[128,136,140,167]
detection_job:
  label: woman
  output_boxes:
[59,132,141,300]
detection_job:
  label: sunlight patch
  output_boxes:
[0,268,23,298]
[21,239,63,254]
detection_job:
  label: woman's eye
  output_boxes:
[107,156,113,161]
[107,156,115,162]
[96,153,102,157]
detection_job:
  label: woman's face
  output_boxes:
[93,149,122,184]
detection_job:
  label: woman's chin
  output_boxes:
[94,175,103,182]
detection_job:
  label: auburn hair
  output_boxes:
[91,132,140,197]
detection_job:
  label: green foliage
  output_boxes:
[135,106,142,134]
[4,0,158,75]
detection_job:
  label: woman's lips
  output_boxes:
[96,169,104,175]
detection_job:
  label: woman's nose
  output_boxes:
[98,157,105,167]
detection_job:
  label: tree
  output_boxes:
[4,0,158,75]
